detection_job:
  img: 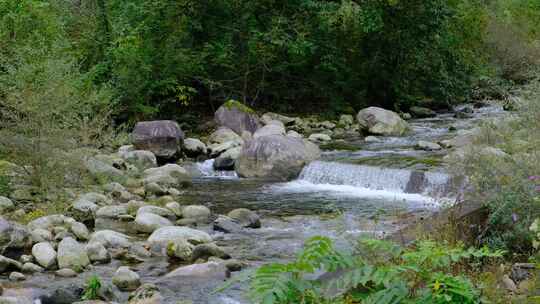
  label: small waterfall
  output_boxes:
[299,161,412,192]
[196,159,238,178]
[298,161,456,198]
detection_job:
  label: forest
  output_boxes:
[0,0,539,303]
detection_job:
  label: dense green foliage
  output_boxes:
[233,236,503,304]
[0,0,515,122]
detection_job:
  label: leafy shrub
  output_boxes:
[230,236,503,304]
[82,275,102,300]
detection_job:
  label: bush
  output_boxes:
[455,77,540,254]
[0,44,114,194]
[227,236,503,304]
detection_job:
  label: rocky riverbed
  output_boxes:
[0,101,509,303]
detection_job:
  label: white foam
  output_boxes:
[196,159,238,179]
[271,180,438,206]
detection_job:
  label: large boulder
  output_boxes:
[235,135,320,181]
[132,120,184,160]
[261,112,296,126]
[356,107,410,136]
[253,121,286,139]
[57,237,90,272]
[214,100,261,135]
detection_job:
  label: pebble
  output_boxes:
[8,272,25,281]
[56,268,78,278]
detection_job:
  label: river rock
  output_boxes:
[286,130,303,138]
[213,215,242,233]
[27,214,75,231]
[253,121,286,139]
[96,205,129,219]
[164,261,226,279]
[30,229,53,243]
[70,222,89,241]
[113,266,141,291]
[0,197,14,214]
[121,150,158,170]
[31,242,56,269]
[84,157,124,181]
[129,283,161,303]
[183,138,207,157]
[72,193,110,221]
[86,242,111,264]
[410,106,436,118]
[148,227,212,251]
[181,205,211,223]
[0,218,31,256]
[56,268,78,277]
[261,112,295,126]
[235,135,321,181]
[416,141,442,151]
[319,121,336,129]
[356,107,409,136]
[43,284,84,304]
[133,120,184,160]
[57,237,89,272]
[89,230,131,249]
[339,115,354,127]
[135,213,173,233]
[137,206,176,221]
[142,164,191,187]
[208,140,242,158]
[0,255,22,273]
[166,239,194,261]
[214,100,261,135]
[164,202,182,217]
[8,272,25,281]
[213,147,241,170]
[227,208,261,228]
[308,133,331,144]
[21,262,43,273]
[208,127,243,145]
[191,243,230,261]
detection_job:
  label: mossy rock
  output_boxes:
[223,100,256,114]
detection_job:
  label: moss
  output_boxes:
[347,155,443,170]
[320,142,360,151]
[223,100,256,114]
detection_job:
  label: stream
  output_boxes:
[0,104,506,304]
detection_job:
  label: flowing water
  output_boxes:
[2,105,506,304]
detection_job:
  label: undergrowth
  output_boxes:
[225,236,504,304]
